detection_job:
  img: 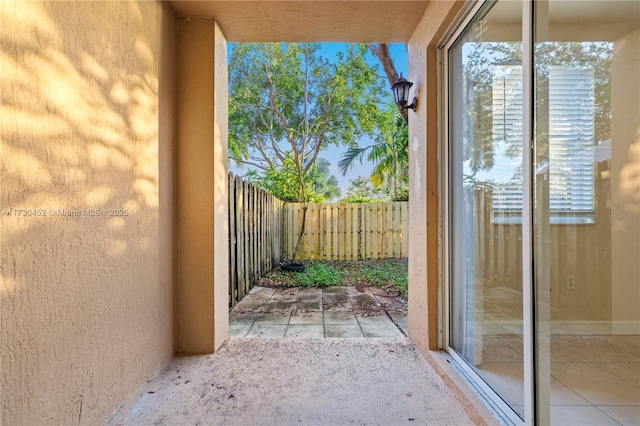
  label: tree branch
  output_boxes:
[264,62,296,147]
[303,43,310,157]
[229,157,268,170]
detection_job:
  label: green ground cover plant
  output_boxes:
[296,263,342,288]
[258,259,408,298]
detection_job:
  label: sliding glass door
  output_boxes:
[445,1,640,424]
[447,1,526,421]
[533,2,640,424]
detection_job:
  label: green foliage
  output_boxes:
[360,261,408,298]
[340,176,388,203]
[246,156,340,203]
[310,158,341,202]
[338,99,409,201]
[229,42,387,204]
[296,263,342,288]
[246,155,327,203]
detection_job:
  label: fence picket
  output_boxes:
[228,174,285,306]
[280,202,408,261]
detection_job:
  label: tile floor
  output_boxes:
[454,286,640,424]
[473,333,640,425]
[229,286,408,339]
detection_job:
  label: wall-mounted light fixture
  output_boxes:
[391,73,417,113]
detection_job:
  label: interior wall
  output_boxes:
[611,26,640,331]
[473,169,612,322]
[177,18,229,354]
[0,1,177,424]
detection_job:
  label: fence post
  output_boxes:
[228,174,237,306]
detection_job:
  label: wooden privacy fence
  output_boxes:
[228,174,284,307]
[228,175,409,306]
[282,202,408,260]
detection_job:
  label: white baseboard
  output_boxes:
[483,320,640,335]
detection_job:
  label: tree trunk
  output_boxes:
[292,204,308,261]
[366,43,408,122]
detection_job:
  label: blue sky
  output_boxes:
[229,42,408,198]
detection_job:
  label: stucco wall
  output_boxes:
[407,1,464,353]
[0,1,177,423]
[176,18,229,354]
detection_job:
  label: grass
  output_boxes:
[258,259,409,299]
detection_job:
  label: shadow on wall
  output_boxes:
[1,1,175,423]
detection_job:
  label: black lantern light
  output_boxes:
[391,73,417,112]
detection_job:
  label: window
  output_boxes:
[492,63,596,223]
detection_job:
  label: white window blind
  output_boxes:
[492,65,523,213]
[548,65,595,213]
[491,64,595,219]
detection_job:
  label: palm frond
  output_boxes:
[338,146,370,175]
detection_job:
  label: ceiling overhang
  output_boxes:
[167,1,431,42]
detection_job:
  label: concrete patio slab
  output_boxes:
[285,324,325,338]
[322,293,352,312]
[368,286,392,297]
[360,322,404,338]
[255,301,294,314]
[323,292,350,302]
[350,292,384,314]
[346,285,371,294]
[249,287,277,297]
[105,338,476,425]
[390,312,409,335]
[322,303,353,312]
[244,324,287,338]
[232,286,408,340]
[228,312,256,324]
[322,286,348,294]
[294,301,323,312]
[374,294,407,312]
[229,323,252,337]
[358,315,404,338]
[289,311,323,325]
[356,314,394,325]
[296,287,323,297]
[271,287,299,302]
[231,300,266,313]
[296,292,322,303]
[323,311,359,325]
[325,324,365,338]
[253,313,291,325]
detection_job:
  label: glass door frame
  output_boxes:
[440,1,537,424]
